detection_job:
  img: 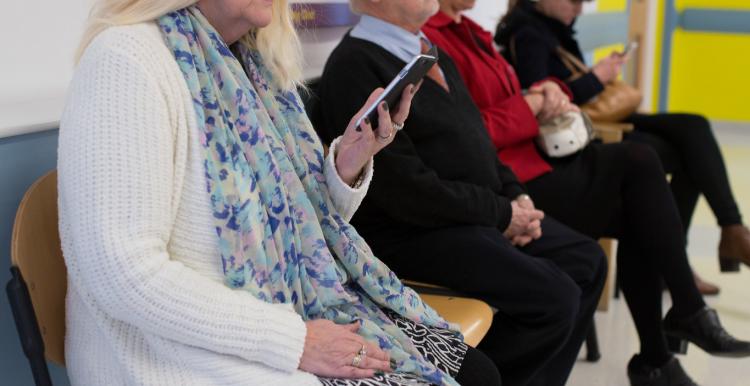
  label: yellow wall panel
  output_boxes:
[651,0,666,112]
[675,0,750,11]
[668,31,750,121]
[596,0,628,12]
[593,43,625,64]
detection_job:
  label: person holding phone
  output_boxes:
[422,1,750,385]
[58,0,503,385]
[496,0,750,289]
[315,1,609,385]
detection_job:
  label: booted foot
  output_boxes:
[627,355,698,386]
[693,272,720,296]
[664,307,750,357]
[718,224,750,272]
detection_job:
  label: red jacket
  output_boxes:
[423,12,572,182]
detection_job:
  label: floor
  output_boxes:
[567,122,750,386]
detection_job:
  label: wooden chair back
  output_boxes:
[10,170,66,366]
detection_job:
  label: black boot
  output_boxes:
[627,355,698,386]
[664,307,750,357]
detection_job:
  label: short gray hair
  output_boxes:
[349,0,366,15]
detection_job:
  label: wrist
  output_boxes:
[524,94,544,116]
[334,154,365,189]
[333,145,362,186]
[335,161,362,187]
[591,67,608,84]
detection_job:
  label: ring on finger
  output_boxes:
[358,344,367,357]
[377,129,393,141]
[352,353,363,367]
[393,121,404,132]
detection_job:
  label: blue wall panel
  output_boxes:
[0,129,70,385]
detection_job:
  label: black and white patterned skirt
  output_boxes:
[318,310,468,386]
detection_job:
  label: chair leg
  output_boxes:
[6,267,53,386]
[585,318,601,362]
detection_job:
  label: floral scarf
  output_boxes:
[158,7,460,385]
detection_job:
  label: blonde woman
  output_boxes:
[58,0,500,385]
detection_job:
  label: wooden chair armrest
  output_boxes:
[592,121,635,133]
[402,280,493,347]
[592,121,635,144]
[402,279,466,296]
[419,294,493,347]
[593,126,623,144]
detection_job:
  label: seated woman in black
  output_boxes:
[495,0,750,280]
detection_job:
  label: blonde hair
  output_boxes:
[76,0,304,90]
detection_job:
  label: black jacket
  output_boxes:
[314,34,525,248]
[495,0,604,104]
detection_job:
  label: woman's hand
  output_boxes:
[299,320,392,379]
[335,83,420,185]
[592,52,626,84]
[528,81,578,123]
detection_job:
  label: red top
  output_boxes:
[423,12,572,182]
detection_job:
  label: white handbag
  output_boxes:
[536,111,594,158]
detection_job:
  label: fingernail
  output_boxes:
[411,85,417,94]
[375,371,385,376]
[381,102,389,111]
[360,117,370,131]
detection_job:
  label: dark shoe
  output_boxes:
[718,224,750,272]
[627,355,698,386]
[692,272,720,296]
[664,307,750,357]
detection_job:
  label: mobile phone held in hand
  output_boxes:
[620,41,638,57]
[355,52,438,129]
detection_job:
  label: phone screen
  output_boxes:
[621,42,638,57]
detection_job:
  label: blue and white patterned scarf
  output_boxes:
[158,7,460,385]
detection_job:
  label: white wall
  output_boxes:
[1,0,91,137]
[462,0,598,33]
[0,0,347,138]
[464,0,508,33]
[0,0,657,138]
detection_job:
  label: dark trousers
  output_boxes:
[456,347,503,386]
[626,113,743,231]
[526,141,706,366]
[371,217,607,386]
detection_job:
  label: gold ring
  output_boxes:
[393,121,404,131]
[377,130,393,141]
[352,353,363,367]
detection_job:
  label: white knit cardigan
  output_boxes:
[58,22,374,386]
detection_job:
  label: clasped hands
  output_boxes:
[524,80,578,123]
[503,195,545,247]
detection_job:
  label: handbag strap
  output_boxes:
[556,46,589,79]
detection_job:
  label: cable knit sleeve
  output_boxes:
[58,30,306,374]
[323,136,373,221]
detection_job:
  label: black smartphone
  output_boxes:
[355,50,438,129]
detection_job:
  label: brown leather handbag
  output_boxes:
[557,47,642,123]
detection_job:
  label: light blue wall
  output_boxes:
[1,129,70,385]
